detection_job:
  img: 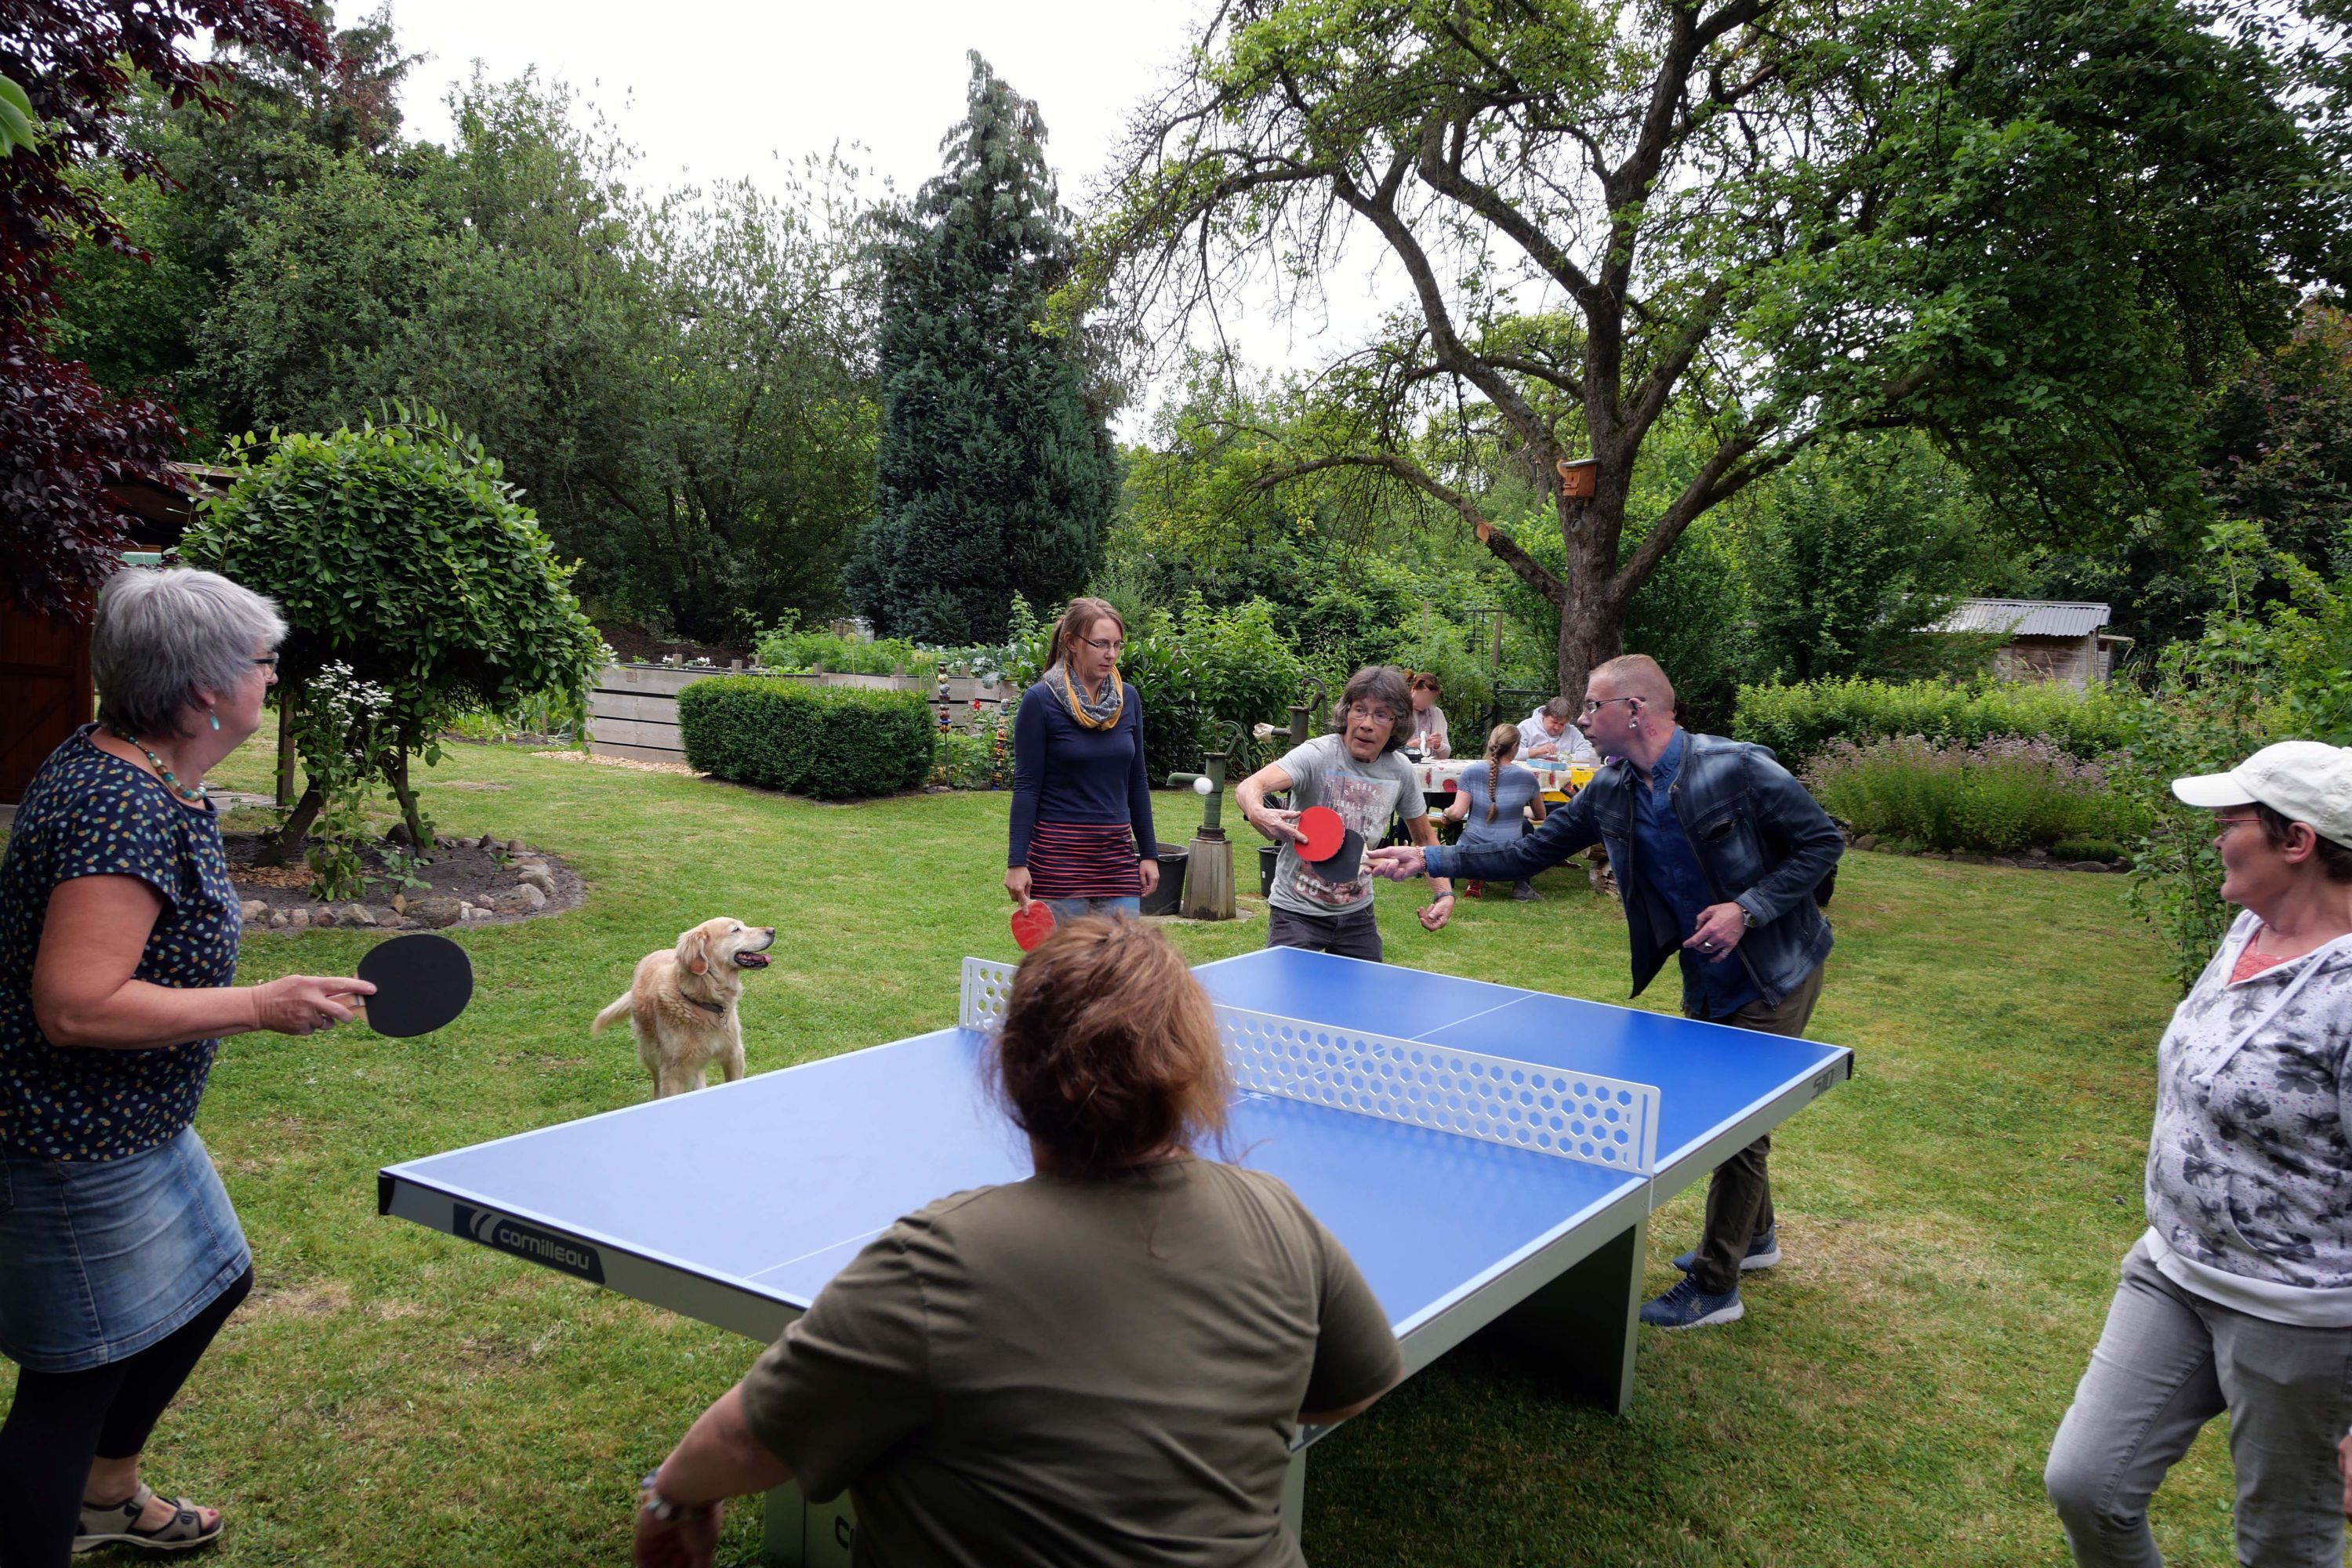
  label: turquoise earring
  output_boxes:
[208,712,220,731]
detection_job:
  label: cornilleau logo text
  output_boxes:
[453,1204,605,1283]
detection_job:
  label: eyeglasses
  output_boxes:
[2215,812,2263,835]
[1581,696,1637,716]
[252,654,281,671]
[1352,706,1399,725]
[1078,635,1125,653]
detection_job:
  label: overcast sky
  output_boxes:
[383,0,1392,419]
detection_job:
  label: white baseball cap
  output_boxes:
[2172,741,2352,848]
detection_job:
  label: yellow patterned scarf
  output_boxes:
[1052,662,1125,731]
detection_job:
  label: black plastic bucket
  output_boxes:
[1141,843,1188,916]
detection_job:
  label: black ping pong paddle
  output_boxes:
[1298,826,1366,885]
[355,933,474,1037]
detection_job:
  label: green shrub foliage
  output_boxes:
[678,678,936,799]
[1804,735,2151,853]
[1733,678,2132,770]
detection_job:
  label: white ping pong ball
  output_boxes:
[1192,775,1213,796]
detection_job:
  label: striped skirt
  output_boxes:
[1027,821,1143,899]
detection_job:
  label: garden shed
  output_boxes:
[1929,598,2131,688]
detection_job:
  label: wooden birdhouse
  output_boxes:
[1555,457,1599,499]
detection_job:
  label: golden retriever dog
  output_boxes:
[592,917,777,1098]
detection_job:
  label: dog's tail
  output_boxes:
[590,992,633,1035]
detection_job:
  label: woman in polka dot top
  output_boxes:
[0,568,372,1565]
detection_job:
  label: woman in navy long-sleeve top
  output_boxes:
[1006,598,1159,920]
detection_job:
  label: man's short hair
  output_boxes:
[1591,654,1675,712]
[1541,696,1576,723]
[1330,666,1414,754]
[93,568,288,740]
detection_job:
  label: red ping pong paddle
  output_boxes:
[1011,901,1056,952]
[354,932,473,1037]
[1295,806,1346,862]
[1442,779,1459,793]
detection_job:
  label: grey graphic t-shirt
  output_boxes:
[1268,735,1426,918]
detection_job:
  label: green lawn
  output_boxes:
[5,735,2224,1566]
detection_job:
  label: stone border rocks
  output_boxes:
[230,833,586,935]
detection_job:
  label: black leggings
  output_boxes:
[0,1266,252,1568]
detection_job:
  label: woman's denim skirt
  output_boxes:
[0,1126,251,1373]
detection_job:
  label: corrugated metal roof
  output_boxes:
[1933,598,2114,638]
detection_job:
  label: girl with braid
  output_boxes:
[1443,724,1547,901]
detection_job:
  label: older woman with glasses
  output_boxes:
[2045,742,2352,1568]
[1005,597,1159,924]
[0,568,371,1566]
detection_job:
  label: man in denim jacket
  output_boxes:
[1370,654,1842,1328]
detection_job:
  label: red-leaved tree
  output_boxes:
[1,1,334,622]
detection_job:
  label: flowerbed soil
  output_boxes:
[595,622,750,668]
[223,832,586,931]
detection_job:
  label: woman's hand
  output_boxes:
[632,1501,724,1568]
[1247,807,1307,846]
[1138,858,1160,897]
[2339,1430,2351,1518]
[249,975,375,1036]
[1005,865,1033,906]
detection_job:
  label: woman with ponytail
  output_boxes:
[1006,598,1159,922]
[1443,724,1547,901]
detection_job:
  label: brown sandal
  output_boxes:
[74,1482,223,1554]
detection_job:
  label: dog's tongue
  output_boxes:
[739,951,771,967]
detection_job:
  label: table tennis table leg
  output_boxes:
[1484,1214,1648,1415]
[763,1479,856,1567]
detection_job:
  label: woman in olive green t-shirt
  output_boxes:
[631,919,1403,1568]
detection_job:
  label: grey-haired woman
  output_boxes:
[0,568,372,1565]
[2046,742,2352,1567]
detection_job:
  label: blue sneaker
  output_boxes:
[1671,1225,1780,1274]
[1639,1275,1744,1330]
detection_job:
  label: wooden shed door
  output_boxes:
[1,603,93,805]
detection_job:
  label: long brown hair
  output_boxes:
[1483,723,1519,822]
[988,916,1230,1179]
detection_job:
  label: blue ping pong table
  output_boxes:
[379,946,1851,1566]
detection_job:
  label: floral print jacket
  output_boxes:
[2146,909,2352,1291]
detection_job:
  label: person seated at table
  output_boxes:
[1406,673,1450,758]
[1519,696,1597,764]
[1445,724,1546,902]
[630,917,1403,1568]
[1233,666,1454,962]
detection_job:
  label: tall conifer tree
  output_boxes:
[847,53,1116,643]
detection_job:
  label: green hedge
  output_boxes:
[1733,677,2132,768]
[677,677,935,799]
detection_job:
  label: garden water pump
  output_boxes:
[1167,721,1245,921]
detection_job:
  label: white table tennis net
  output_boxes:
[958,957,1657,1177]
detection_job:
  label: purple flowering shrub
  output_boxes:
[1802,734,2151,852]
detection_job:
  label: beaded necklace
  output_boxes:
[107,725,208,804]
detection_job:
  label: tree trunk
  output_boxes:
[1553,488,1629,700]
[274,682,298,809]
[387,739,427,851]
[259,784,324,866]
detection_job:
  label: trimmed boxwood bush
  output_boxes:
[1733,677,2132,769]
[678,677,935,799]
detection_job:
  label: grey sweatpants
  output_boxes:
[2045,1238,2352,1567]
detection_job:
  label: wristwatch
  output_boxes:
[1740,904,1759,929]
[640,1471,715,1523]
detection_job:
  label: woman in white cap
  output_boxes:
[2045,741,2352,1567]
